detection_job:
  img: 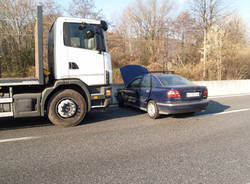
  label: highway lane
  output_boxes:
[0,94,250,184]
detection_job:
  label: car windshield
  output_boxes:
[157,75,193,86]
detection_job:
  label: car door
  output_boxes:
[139,75,152,108]
[123,78,142,107]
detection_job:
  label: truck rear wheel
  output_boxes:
[48,89,87,127]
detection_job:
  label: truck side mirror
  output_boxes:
[86,30,95,39]
[78,24,86,30]
[101,20,108,31]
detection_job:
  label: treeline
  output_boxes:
[0,0,249,82]
[0,0,36,78]
[109,0,250,83]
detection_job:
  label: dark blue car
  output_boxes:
[117,65,209,119]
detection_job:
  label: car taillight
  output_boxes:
[203,89,208,96]
[167,90,181,98]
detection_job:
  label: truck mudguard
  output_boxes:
[41,79,91,116]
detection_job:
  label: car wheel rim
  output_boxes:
[57,99,77,118]
[148,103,156,117]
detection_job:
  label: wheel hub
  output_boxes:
[148,103,155,117]
[57,99,77,118]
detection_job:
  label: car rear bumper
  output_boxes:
[157,99,209,115]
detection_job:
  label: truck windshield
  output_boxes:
[63,22,107,52]
[158,75,193,86]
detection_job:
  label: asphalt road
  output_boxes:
[0,94,250,184]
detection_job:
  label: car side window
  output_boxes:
[140,75,151,88]
[140,75,156,88]
[128,78,141,88]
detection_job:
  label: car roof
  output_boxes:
[153,74,178,77]
[142,74,178,78]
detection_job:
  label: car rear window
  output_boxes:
[158,75,193,86]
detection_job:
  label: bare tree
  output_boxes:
[171,12,200,66]
[222,15,249,79]
[190,0,231,79]
[205,25,225,80]
[66,0,103,19]
[0,0,36,77]
[197,15,249,80]
[39,0,62,23]
[190,0,229,31]
[117,0,174,68]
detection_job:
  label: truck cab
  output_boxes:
[48,17,112,86]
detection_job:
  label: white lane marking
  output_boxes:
[0,136,39,143]
[196,109,250,118]
[209,93,250,99]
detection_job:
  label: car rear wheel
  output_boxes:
[147,100,160,119]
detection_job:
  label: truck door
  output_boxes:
[64,22,105,85]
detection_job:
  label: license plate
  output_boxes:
[186,92,200,98]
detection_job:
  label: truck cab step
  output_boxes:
[0,112,14,117]
[0,98,13,104]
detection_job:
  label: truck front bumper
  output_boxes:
[90,86,112,110]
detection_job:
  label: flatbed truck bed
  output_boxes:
[0,78,40,86]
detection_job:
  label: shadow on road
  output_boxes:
[0,117,51,131]
[0,100,230,130]
[80,106,144,126]
[173,100,231,118]
[202,100,231,114]
[0,106,144,131]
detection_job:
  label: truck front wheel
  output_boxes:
[48,89,87,127]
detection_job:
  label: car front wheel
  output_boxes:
[117,93,124,107]
[147,100,160,119]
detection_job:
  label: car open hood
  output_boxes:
[120,65,149,86]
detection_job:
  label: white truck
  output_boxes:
[0,6,112,127]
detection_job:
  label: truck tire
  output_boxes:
[48,89,87,127]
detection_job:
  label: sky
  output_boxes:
[58,0,250,27]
